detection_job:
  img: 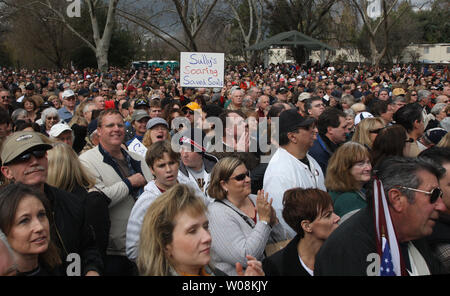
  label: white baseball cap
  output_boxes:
[49,123,72,138]
[354,111,374,126]
[62,89,75,99]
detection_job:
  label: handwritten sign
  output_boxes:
[128,138,147,158]
[180,52,224,88]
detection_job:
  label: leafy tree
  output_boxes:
[414,0,450,43]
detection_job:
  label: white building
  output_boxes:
[268,43,450,64]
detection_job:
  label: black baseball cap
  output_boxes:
[279,109,316,134]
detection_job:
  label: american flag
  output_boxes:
[380,236,396,276]
[373,178,405,276]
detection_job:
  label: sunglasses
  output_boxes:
[46,116,59,121]
[8,149,47,165]
[231,171,250,181]
[184,109,195,115]
[411,93,417,96]
[369,127,385,134]
[398,186,442,204]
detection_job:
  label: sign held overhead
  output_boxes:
[180,52,224,88]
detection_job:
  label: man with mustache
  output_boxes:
[0,131,103,276]
[79,109,152,275]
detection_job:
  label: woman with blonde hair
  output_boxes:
[325,142,372,222]
[137,184,263,276]
[351,117,385,150]
[48,95,62,109]
[47,142,95,192]
[437,133,450,148]
[207,157,286,275]
[47,142,110,259]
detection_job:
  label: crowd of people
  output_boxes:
[0,61,449,277]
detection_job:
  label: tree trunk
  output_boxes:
[96,48,109,72]
[368,35,383,66]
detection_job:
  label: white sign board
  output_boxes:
[180,52,224,88]
[127,138,147,158]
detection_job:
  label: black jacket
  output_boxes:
[44,184,104,275]
[314,205,444,276]
[72,185,111,262]
[263,235,311,276]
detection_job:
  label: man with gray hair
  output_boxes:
[0,229,17,276]
[315,156,446,275]
[83,102,97,124]
[425,103,448,131]
[417,89,432,126]
[436,95,449,104]
[226,88,245,111]
[256,95,270,118]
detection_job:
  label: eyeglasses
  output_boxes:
[369,127,385,134]
[231,171,250,181]
[398,186,442,204]
[1,96,9,100]
[8,149,47,165]
[46,116,59,121]
[411,93,417,96]
[405,138,414,143]
[184,110,195,115]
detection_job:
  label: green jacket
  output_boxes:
[328,190,367,219]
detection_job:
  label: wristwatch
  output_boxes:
[260,220,271,228]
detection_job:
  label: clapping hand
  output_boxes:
[235,255,264,276]
[256,190,277,227]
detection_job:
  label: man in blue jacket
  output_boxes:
[309,107,349,175]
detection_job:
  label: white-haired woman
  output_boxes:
[39,107,60,137]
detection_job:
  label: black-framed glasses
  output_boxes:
[369,127,385,134]
[398,186,442,204]
[405,138,414,143]
[231,171,250,181]
[184,109,195,115]
[411,93,417,96]
[8,149,47,165]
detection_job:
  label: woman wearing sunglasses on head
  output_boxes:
[352,117,385,151]
[207,157,287,276]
